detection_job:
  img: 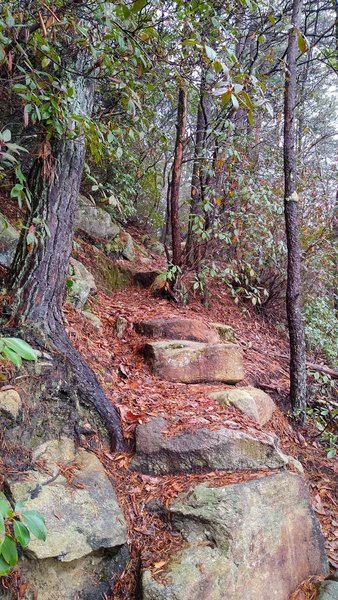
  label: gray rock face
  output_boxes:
[0,213,19,268]
[317,581,338,600]
[75,195,120,242]
[131,417,289,475]
[67,257,97,309]
[15,546,129,600]
[8,437,127,562]
[209,386,276,425]
[143,472,328,600]
[144,340,244,384]
[0,388,22,423]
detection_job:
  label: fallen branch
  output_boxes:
[243,344,338,381]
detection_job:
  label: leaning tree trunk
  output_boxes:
[6,50,125,450]
[283,0,307,417]
[169,81,187,267]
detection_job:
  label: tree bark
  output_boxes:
[169,82,187,266]
[6,44,125,450]
[283,0,307,417]
[185,69,211,266]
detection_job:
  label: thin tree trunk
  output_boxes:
[283,0,307,417]
[185,69,211,266]
[6,47,125,450]
[169,82,187,266]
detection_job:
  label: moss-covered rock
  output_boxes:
[92,251,133,293]
[105,230,135,261]
[67,258,97,309]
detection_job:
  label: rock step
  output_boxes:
[143,340,244,384]
[135,317,235,343]
[209,386,276,425]
[142,472,328,600]
[131,416,292,475]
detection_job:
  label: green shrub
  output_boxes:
[303,297,338,365]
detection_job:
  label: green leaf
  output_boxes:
[3,338,37,361]
[41,56,51,69]
[13,520,30,549]
[248,110,254,127]
[327,448,336,459]
[205,45,217,61]
[0,495,12,519]
[1,129,11,142]
[0,556,11,577]
[231,94,239,110]
[3,346,22,367]
[22,511,47,541]
[116,147,123,159]
[1,535,18,567]
[297,33,308,54]
[0,514,4,537]
[131,0,147,13]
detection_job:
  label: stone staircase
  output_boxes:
[133,316,330,600]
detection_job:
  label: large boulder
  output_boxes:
[8,437,127,562]
[143,340,244,384]
[0,213,19,268]
[75,195,120,242]
[131,416,288,475]
[142,472,328,600]
[67,257,97,309]
[135,317,232,344]
[209,387,276,425]
[6,437,127,599]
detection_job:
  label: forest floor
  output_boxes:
[0,196,337,599]
[67,237,338,600]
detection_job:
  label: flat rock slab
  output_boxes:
[143,340,244,383]
[131,417,288,475]
[135,317,221,343]
[8,437,127,562]
[143,472,328,600]
[209,387,276,425]
[135,317,235,344]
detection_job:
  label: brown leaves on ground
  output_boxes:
[61,246,337,600]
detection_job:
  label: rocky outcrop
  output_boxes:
[0,213,19,268]
[142,472,328,600]
[67,257,97,309]
[75,195,120,242]
[131,416,289,475]
[209,387,276,425]
[6,437,127,599]
[143,340,244,383]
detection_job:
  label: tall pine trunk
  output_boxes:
[283,0,307,417]
[6,48,125,450]
[169,82,187,266]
